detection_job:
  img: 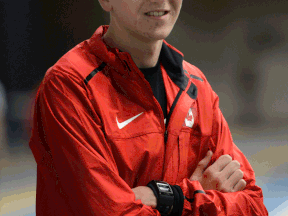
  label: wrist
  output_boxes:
[147,180,174,215]
[147,181,184,216]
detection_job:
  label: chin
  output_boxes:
[143,29,172,41]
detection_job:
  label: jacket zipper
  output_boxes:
[164,89,184,143]
[122,54,188,144]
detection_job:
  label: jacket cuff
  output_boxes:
[179,179,205,203]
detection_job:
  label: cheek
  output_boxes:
[173,0,182,14]
[115,2,138,24]
[124,1,140,15]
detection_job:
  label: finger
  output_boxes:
[225,169,244,191]
[221,160,241,179]
[210,154,232,172]
[198,150,213,171]
[233,179,247,192]
[190,150,213,180]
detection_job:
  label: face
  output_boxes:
[106,0,183,42]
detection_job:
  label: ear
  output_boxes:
[98,0,112,12]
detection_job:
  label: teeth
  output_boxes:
[147,11,165,16]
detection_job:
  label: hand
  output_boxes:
[132,186,157,208]
[190,151,247,192]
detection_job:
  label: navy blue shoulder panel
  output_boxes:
[184,70,203,82]
[84,62,106,85]
[187,82,197,99]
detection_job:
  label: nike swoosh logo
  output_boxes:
[116,112,144,129]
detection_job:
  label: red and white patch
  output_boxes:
[185,108,194,128]
[183,105,197,129]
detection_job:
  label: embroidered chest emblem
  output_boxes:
[183,103,198,129]
[184,108,194,128]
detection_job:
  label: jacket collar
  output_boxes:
[88,25,127,73]
[160,41,188,91]
[88,25,197,99]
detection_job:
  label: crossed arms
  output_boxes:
[30,71,268,215]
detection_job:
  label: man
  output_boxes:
[29,0,268,215]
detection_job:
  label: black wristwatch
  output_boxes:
[148,180,174,215]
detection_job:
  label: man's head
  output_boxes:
[98,0,182,43]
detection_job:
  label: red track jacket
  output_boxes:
[29,25,268,215]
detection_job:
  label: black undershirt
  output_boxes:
[139,60,167,119]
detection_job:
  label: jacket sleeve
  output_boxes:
[29,70,161,216]
[177,91,268,216]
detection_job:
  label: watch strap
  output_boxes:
[147,180,174,216]
[170,185,184,216]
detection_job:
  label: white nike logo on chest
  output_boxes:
[116,112,144,129]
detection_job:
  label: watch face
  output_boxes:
[156,182,173,195]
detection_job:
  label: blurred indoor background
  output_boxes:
[0,0,287,215]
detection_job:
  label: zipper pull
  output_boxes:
[164,130,168,143]
[164,118,168,143]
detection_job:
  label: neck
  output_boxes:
[102,26,163,68]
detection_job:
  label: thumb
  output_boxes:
[190,150,213,180]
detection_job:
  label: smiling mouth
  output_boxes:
[144,11,169,17]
